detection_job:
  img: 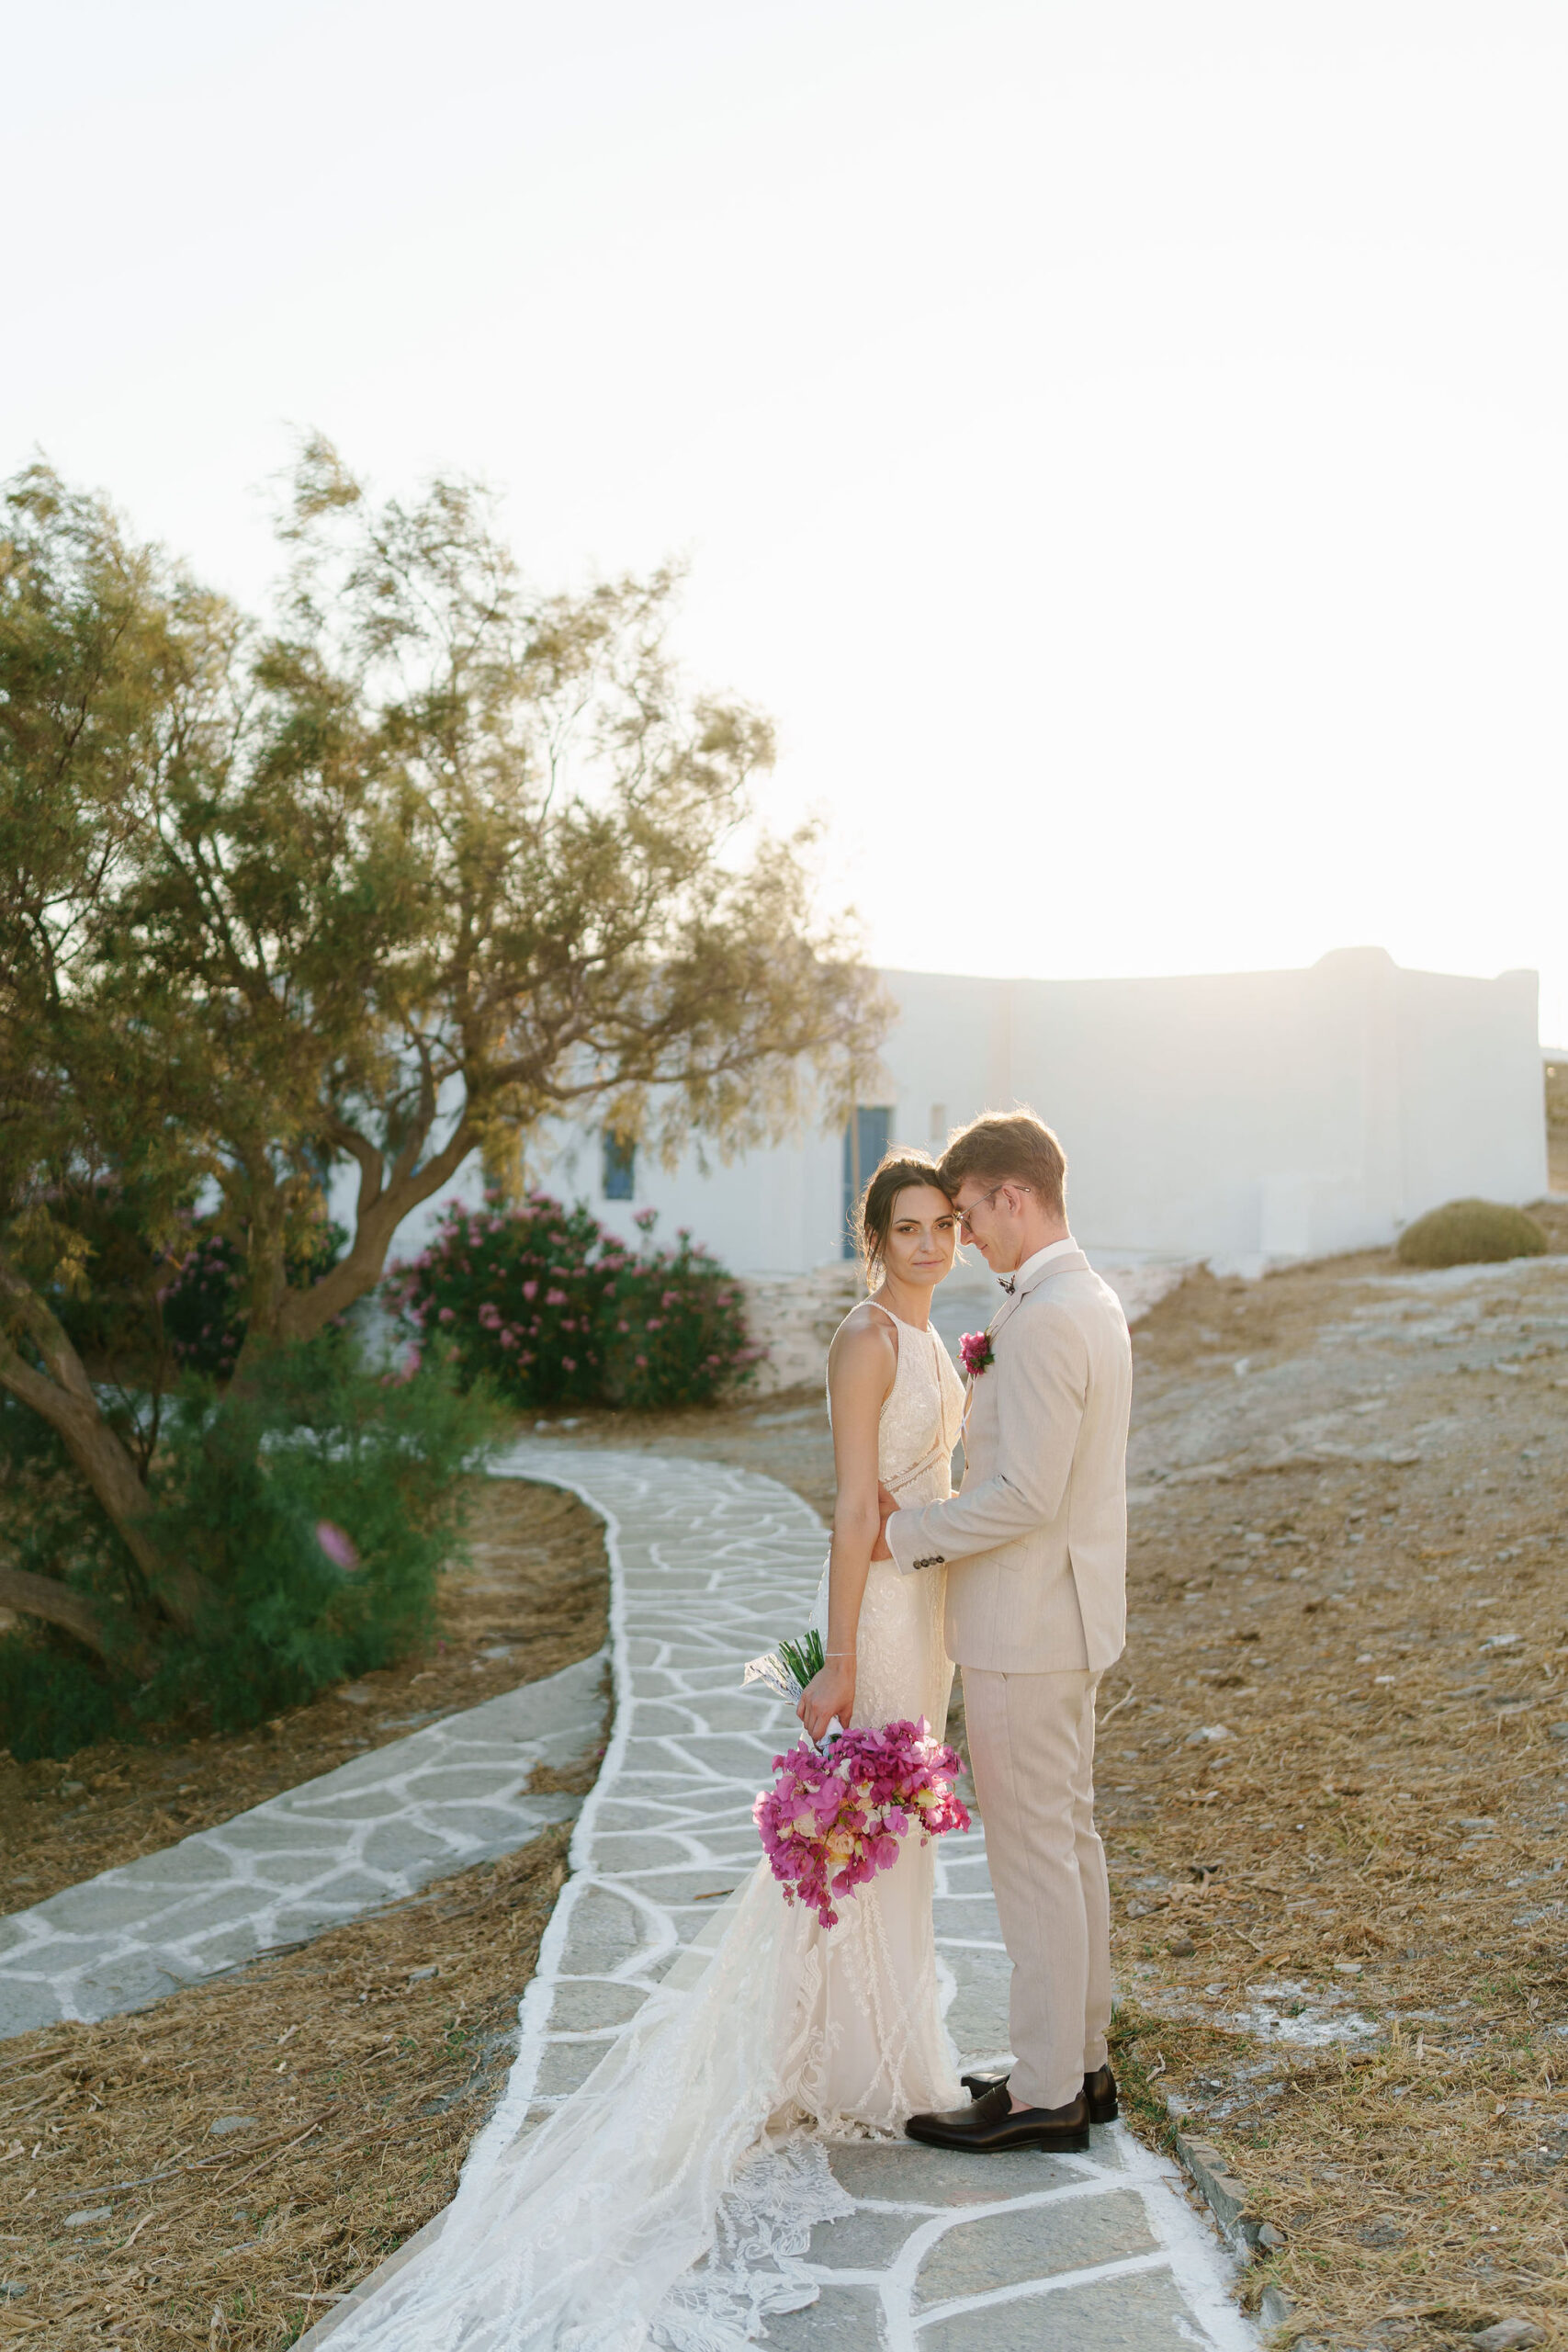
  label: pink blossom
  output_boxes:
[315,1520,359,1572]
[545,1288,568,1306]
[438,1306,456,1323]
[522,1280,538,1301]
[562,1355,577,1371]
[478,1301,502,1329]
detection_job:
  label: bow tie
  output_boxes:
[1000,1277,1016,1295]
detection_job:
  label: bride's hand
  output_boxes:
[798,1660,854,1746]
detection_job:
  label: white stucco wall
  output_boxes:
[371,947,1548,1277]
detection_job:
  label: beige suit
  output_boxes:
[886,1244,1133,2109]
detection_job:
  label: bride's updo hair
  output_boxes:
[854,1149,949,1284]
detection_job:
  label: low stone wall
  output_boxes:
[739,1253,1195,1393]
[739,1265,865,1392]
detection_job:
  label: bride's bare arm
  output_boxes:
[797,1313,896,1743]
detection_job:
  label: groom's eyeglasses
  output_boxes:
[955,1183,1006,1237]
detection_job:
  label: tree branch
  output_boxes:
[0,1563,153,1677]
[0,1263,213,1634]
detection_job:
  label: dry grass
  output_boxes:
[1094,1251,1568,2349]
[0,1825,577,2346]
[1,1479,608,1908]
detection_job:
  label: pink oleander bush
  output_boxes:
[753,1719,971,1928]
[390,1195,762,1413]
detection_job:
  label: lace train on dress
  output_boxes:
[300,1308,967,2351]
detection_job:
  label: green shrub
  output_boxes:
[599,1217,758,1408]
[0,1396,148,1758]
[395,1193,616,1409]
[395,1193,761,1412]
[44,1183,345,1387]
[158,1208,346,1381]
[0,1337,497,1762]
[1396,1198,1550,1270]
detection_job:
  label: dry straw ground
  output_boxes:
[0,1827,575,2347]
[1095,1234,1568,2351]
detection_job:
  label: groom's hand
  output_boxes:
[872,1481,897,1561]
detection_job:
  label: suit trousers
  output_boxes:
[961,1665,1111,2111]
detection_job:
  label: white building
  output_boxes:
[389,946,1548,1281]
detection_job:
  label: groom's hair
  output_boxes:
[938,1110,1067,1216]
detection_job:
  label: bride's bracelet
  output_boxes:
[825,1651,854,1659]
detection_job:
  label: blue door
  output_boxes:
[842,1105,893,1257]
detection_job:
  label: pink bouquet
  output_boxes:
[753,1718,970,1928]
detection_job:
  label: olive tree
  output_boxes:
[0,444,886,1665]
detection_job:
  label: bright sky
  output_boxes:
[7,3,1566,1035]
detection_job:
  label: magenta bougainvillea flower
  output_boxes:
[752,1720,969,1928]
[958,1329,995,1378]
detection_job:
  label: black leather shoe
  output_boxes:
[1084,2063,1118,2123]
[906,2083,1089,2153]
[961,2064,1119,2124]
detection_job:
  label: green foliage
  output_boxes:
[598,1216,760,1408]
[396,1194,760,1412]
[1395,1198,1549,1270]
[157,1209,346,1380]
[0,1338,496,1761]
[0,1395,146,1757]
[397,1193,615,1409]
[42,1185,345,1389]
[0,1636,120,1762]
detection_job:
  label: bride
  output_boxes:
[300,1152,967,2350]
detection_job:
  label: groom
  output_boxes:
[877,1110,1133,2154]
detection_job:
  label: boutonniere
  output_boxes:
[959,1329,995,1379]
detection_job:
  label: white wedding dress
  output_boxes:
[301,1306,966,2352]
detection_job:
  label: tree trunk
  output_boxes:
[0,1563,155,1678]
[233,1119,477,1373]
[0,1266,214,1634]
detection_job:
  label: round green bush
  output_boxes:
[1395,1198,1549,1270]
[394,1193,761,1412]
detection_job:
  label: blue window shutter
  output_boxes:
[603,1131,636,1201]
[841,1106,892,1257]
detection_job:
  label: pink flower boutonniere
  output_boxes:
[959,1329,995,1379]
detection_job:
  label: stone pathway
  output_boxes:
[0,1651,606,2040]
[464,1442,1254,2350]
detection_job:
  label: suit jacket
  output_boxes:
[886,1247,1133,1674]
